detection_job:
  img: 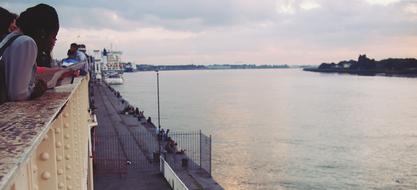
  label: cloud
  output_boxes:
[365,0,400,6]
[276,0,297,15]
[275,0,321,15]
[300,0,321,10]
[1,0,417,65]
[404,3,417,14]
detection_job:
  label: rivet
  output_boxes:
[58,182,64,188]
[66,165,71,170]
[67,185,73,190]
[57,155,63,161]
[56,142,62,148]
[40,152,50,161]
[65,145,71,149]
[65,134,70,139]
[64,113,69,118]
[41,172,51,180]
[33,185,39,190]
[57,169,64,175]
[55,128,61,134]
[65,155,71,160]
[64,123,70,128]
[66,175,71,180]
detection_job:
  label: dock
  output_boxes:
[92,80,223,190]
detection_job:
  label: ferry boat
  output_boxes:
[105,71,124,84]
[124,62,135,72]
[100,49,124,85]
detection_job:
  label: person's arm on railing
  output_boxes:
[30,78,47,99]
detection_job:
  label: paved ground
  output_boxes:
[92,81,171,190]
[92,80,223,190]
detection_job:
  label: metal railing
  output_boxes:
[165,130,212,175]
[0,77,95,190]
[160,156,189,190]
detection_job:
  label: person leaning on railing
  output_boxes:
[0,7,18,41]
[0,4,59,103]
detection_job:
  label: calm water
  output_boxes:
[112,69,417,190]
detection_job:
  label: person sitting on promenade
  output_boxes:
[165,138,178,154]
[158,129,165,141]
[120,105,135,115]
[128,106,135,115]
[120,105,129,114]
[165,129,170,140]
[134,107,140,116]
[1,4,60,101]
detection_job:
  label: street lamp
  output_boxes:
[156,70,161,131]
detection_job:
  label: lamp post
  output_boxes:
[156,70,162,157]
[156,70,161,130]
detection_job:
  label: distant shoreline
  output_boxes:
[125,64,297,72]
[303,54,417,77]
[132,67,294,72]
[303,67,417,77]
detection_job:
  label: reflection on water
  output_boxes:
[113,69,417,189]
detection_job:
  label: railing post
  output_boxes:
[209,135,212,176]
[199,130,202,168]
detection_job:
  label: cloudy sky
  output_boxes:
[1,0,417,65]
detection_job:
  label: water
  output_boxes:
[112,69,417,190]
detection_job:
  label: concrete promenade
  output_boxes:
[92,81,171,190]
[92,80,223,190]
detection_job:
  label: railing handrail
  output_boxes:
[160,156,189,190]
[0,76,93,190]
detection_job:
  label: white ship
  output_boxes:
[105,71,124,85]
[95,49,124,85]
[92,50,102,80]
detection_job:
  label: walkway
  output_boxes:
[92,81,170,190]
[92,80,223,190]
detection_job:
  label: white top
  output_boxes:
[76,50,89,72]
[0,31,37,101]
[76,51,87,62]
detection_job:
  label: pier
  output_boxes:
[92,80,223,190]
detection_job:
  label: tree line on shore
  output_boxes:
[305,55,417,76]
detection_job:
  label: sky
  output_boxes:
[1,0,417,65]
